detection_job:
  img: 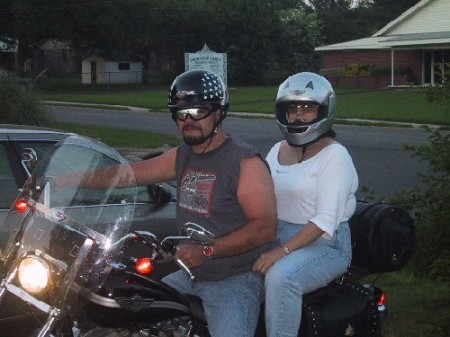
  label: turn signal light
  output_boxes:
[378,291,386,306]
[15,199,28,212]
[135,258,153,275]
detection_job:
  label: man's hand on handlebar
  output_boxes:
[175,244,206,269]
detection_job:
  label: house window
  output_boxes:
[118,62,130,71]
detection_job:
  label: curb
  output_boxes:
[43,101,150,113]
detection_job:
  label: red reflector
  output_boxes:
[378,292,386,306]
[135,258,153,275]
[15,199,28,212]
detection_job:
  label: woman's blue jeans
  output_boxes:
[264,220,352,337]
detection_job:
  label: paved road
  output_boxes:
[46,105,431,199]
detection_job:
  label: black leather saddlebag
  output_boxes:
[349,202,415,273]
[300,282,381,337]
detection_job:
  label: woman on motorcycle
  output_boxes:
[253,72,358,337]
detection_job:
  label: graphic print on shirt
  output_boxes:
[179,168,216,215]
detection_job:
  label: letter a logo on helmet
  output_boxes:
[305,80,314,90]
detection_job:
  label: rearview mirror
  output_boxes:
[21,148,38,177]
[148,184,174,205]
[181,222,215,247]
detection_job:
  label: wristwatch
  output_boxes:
[202,245,214,259]
[280,244,290,255]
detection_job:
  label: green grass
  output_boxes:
[373,271,449,337]
[41,88,168,111]
[52,122,181,148]
[39,85,450,126]
[337,89,449,125]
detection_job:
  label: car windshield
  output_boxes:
[29,136,137,235]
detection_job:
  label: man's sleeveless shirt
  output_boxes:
[175,137,270,281]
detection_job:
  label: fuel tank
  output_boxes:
[82,267,195,328]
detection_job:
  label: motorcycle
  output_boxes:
[0,135,415,337]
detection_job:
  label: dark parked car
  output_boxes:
[0,124,74,224]
[0,124,177,336]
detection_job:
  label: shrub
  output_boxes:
[389,128,450,281]
[0,71,49,125]
[424,62,450,111]
[344,63,375,77]
[329,64,414,79]
[319,67,345,78]
[370,65,391,77]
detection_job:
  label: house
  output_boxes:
[1,39,78,76]
[81,54,143,84]
[315,0,450,88]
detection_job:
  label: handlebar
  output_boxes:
[117,223,215,280]
[128,231,195,279]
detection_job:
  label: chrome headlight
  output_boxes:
[18,256,50,294]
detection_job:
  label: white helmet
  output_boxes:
[275,72,336,146]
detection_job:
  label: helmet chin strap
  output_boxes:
[196,113,222,153]
[205,110,221,139]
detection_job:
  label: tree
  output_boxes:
[271,9,322,79]
[0,0,323,84]
[370,0,421,24]
[352,0,421,35]
[1,0,151,74]
[305,0,422,45]
[0,71,49,125]
[307,0,353,11]
[216,0,281,85]
[0,0,15,42]
[306,0,370,44]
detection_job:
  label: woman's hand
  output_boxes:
[252,246,286,274]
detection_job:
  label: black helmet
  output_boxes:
[168,69,229,121]
[275,72,336,146]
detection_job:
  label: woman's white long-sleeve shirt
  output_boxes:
[266,141,358,239]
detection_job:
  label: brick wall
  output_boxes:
[327,75,408,88]
[319,49,423,88]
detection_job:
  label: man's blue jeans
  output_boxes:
[264,220,352,337]
[163,269,264,337]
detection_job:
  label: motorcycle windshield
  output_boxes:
[3,135,137,295]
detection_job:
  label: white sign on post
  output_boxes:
[185,44,227,86]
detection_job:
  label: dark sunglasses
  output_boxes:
[175,107,217,121]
